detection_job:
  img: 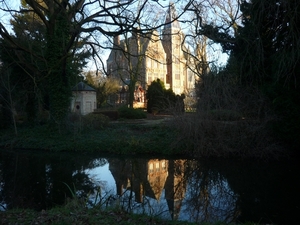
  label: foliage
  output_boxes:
[0,39,39,127]
[0,102,10,129]
[190,0,300,152]
[80,113,110,130]
[0,205,216,225]
[189,67,284,158]
[117,105,147,119]
[146,79,184,114]
[95,110,119,120]
[0,0,195,126]
[0,1,88,128]
[208,109,241,121]
[85,73,120,108]
[0,117,178,155]
[231,0,300,150]
[168,113,285,159]
[146,79,165,113]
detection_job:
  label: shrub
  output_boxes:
[117,106,147,119]
[167,112,284,159]
[0,104,11,129]
[146,79,165,113]
[168,69,285,159]
[82,113,109,129]
[96,110,119,120]
[67,112,109,131]
[146,79,184,114]
[208,109,242,121]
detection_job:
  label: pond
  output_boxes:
[0,149,299,224]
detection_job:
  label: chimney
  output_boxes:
[132,27,140,40]
[113,35,120,46]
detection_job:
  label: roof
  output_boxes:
[72,82,96,92]
[164,1,181,30]
[107,31,153,63]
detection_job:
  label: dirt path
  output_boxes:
[110,114,173,125]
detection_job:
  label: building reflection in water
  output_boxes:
[108,158,187,220]
[1,150,297,224]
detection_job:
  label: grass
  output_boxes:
[0,203,263,225]
[0,117,180,156]
[0,111,287,159]
[0,113,286,225]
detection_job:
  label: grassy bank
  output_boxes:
[0,206,195,225]
[0,117,180,156]
[0,111,288,159]
[0,206,261,225]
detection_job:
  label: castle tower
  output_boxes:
[165,159,187,220]
[162,1,187,95]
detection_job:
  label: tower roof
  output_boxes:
[164,1,181,30]
[72,82,96,92]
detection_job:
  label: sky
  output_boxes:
[0,0,229,72]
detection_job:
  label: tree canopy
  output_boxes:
[1,0,299,151]
[0,0,192,126]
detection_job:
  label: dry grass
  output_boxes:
[166,73,285,159]
[168,113,284,159]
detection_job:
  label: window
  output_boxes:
[148,74,152,84]
[162,161,166,170]
[149,163,154,173]
[159,62,163,69]
[147,58,151,67]
[188,71,193,82]
[156,162,160,172]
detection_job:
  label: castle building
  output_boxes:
[106,2,198,105]
[108,157,187,219]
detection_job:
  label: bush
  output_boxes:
[169,69,285,159]
[167,112,284,159]
[82,113,109,129]
[117,106,147,119]
[96,110,119,120]
[0,104,11,129]
[209,109,242,121]
[146,79,184,114]
[146,79,165,113]
[67,112,109,131]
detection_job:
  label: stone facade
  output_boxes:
[106,2,197,105]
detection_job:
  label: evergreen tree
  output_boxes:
[146,79,184,114]
[0,0,89,126]
[229,0,300,150]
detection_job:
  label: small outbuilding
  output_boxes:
[71,82,96,115]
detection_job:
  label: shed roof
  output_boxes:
[72,82,96,92]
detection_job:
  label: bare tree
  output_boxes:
[0,0,194,125]
[0,66,19,135]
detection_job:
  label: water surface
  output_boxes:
[0,149,298,224]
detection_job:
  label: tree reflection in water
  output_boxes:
[183,160,240,223]
[106,158,240,222]
[0,150,107,211]
[1,150,299,224]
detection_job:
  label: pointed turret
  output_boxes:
[163,1,181,31]
[162,1,187,94]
